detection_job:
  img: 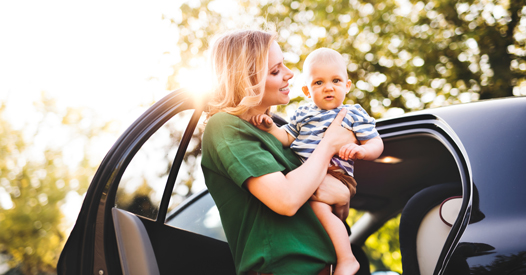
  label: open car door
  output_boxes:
[57,89,236,275]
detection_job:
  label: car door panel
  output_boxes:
[140,217,235,274]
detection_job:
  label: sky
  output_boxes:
[0,0,184,128]
[0,0,192,228]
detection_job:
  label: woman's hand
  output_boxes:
[322,109,359,156]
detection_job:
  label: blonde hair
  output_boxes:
[207,30,277,117]
[303,47,348,83]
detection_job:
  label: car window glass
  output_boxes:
[166,192,226,242]
[115,110,202,220]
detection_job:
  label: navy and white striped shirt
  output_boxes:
[282,103,378,177]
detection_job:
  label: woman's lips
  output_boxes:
[279,86,290,94]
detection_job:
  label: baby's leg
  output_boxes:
[310,201,360,275]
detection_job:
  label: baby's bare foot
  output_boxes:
[333,257,360,275]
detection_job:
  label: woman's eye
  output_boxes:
[271,70,279,75]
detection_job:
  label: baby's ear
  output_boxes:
[346,79,352,92]
[302,86,311,98]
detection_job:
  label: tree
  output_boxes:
[0,95,102,274]
[170,0,526,117]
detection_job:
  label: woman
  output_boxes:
[201,29,357,275]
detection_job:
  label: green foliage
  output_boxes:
[0,96,100,274]
[346,210,401,272]
[171,0,526,119]
[364,214,402,273]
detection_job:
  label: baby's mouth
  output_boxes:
[325,95,335,100]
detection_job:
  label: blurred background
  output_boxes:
[1,0,526,274]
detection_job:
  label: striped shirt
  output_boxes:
[282,103,378,176]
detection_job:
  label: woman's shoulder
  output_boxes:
[205,112,253,136]
[203,113,239,145]
[209,111,234,120]
[207,112,240,126]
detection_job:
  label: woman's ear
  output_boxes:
[302,86,311,98]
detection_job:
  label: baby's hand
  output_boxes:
[250,114,275,132]
[339,143,366,160]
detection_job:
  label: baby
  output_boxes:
[251,48,383,275]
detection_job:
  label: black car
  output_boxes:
[57,89,526,275]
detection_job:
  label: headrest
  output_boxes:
[439,196,462,226]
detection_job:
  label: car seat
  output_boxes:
[399,183,462,275]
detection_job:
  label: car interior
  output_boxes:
[79,91,468,275]
[352,133,464,275]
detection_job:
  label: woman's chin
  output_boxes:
[280,97,290,105]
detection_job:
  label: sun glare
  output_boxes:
[176,66,213,100]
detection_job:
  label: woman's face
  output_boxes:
[260,41,294,109]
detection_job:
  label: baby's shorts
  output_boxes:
[327,166,357,199]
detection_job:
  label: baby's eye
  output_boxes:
[314,80,322,85]
[333,79,341,83]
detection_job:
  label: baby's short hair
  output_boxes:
[302,48,347,79]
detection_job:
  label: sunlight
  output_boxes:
[0,187,13,210]
[0,0,184,235]
[175,65,213,100]
[0,0,180,128]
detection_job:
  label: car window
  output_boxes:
[364,214,402,273]
[115,110,198,220]
[165,192,227,242]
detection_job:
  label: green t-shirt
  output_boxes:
[201,112,336,275]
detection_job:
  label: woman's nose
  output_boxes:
[284,66,294,80]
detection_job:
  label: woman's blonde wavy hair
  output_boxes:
[206,29,277,118]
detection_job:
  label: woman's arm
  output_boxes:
[245,108,357,216]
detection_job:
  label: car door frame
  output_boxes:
[58,89,235,275]
[373,114,474,275]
